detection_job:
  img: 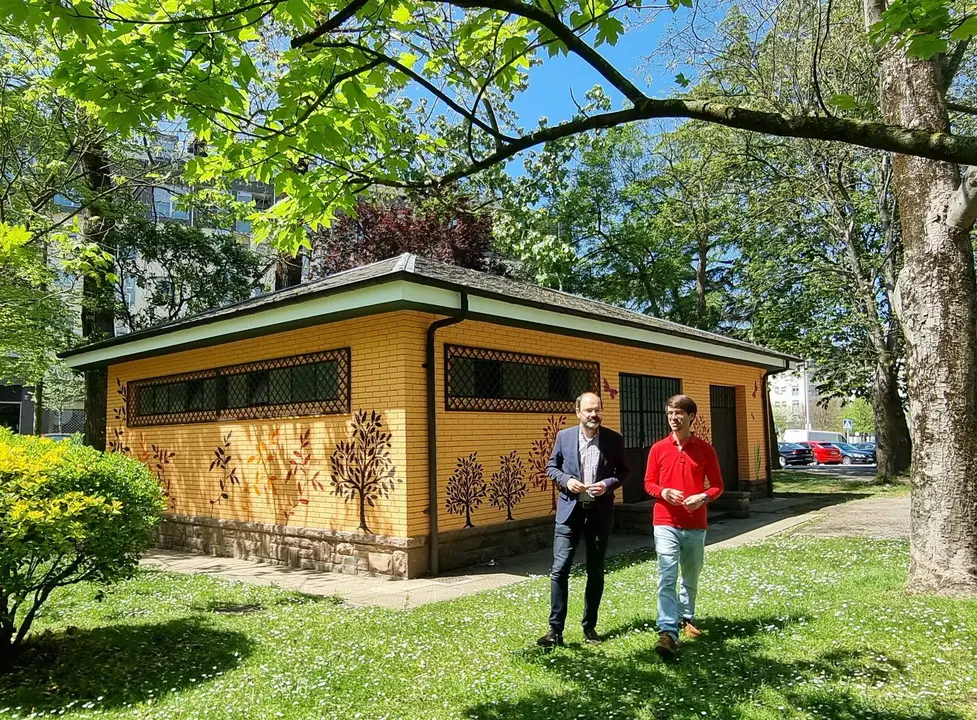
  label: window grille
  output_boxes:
[619,373,681,448]
[445,344,599,413]
[128,348,350,426]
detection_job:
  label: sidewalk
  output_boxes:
[140,493,845,610]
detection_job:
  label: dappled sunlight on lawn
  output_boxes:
[1,539,974,720]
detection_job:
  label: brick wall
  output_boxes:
[108,312,417,539]
[107,309,770,577]
[404,314,771,537]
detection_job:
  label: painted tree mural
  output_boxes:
[209,431,241,508]
[529,415,566,512]
[329,410,400,534]
[246,427,324,523]
[489,450,527,522]
[108,379,129,454]
[694,417,713,445]
[445,452,486,528]
[149,443,177,510]
[282,428,324,522]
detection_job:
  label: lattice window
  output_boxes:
[445,345,599,412]
[128,348,350,427]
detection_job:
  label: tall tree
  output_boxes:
[113,217,264,332]
[0,27,177,444]
[11,0,977,593]
[500,122,743,330]
[309,195,497,278]
[670,0,912,478]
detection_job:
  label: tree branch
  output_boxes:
[358,98,977,189]
[290,0,372,47]
[943,38,971,93]
[946,172,977,230]
[313,40,518,142]
[449,0,647,104]
[947,100,977,116]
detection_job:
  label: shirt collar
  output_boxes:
[579,426,600,444]
[671,432,696,446]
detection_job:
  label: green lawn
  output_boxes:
[2,537,975,720]
[773,469,911,497]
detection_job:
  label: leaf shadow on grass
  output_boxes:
[481,616,963,720]
[0,617,253,713]
[194,592,344,614]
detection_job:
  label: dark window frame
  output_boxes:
[444,344,600,413]
[619,373,682,449]
[127,348,350,427]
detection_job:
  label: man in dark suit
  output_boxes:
[538,391,629,647]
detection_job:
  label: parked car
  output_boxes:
[782,429,848,444]
[853,442,876,452]
[777,442,815,468]
[833,442,876,465]
[40,433,81,443]
[798,441,843,465]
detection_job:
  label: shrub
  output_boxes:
[0,430,165,660]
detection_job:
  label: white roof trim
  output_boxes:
[63,280,457,369]
[467,295,788,369]
[63,279,788,370]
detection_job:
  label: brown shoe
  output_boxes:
[536,628,564,647]
[583,628,603,645]
[655,631,678,658]
[680,619,702,639]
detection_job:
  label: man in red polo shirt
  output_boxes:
[644,394,724,658]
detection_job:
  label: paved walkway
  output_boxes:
[792,496,909,540]
[141,493,906,610]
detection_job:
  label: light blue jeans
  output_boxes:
[654,525,706,641]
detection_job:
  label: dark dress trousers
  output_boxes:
[545,426,629,632]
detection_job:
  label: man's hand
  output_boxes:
[683,493,707,511]
[586,482,607,497]
[661,488,685,505]
[567,478,586,494]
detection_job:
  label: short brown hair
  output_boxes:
[666,394,698,416]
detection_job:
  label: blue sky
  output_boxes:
[508,14,688,130]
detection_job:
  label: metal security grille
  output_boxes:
[710,384,740,490]
[709,384,736,409]
[128,348,350,427]
[619,373,681,449]
[445,345,600,412]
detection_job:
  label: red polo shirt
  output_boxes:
[644,433,724,529]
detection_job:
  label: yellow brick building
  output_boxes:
[63,254,795,578]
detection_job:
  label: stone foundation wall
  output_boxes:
[712,490,751,518]
[740,478,770,500]
[614,502,654,535]
[437,515,556,571]
[159,491,761,579]
[156,515,429,578]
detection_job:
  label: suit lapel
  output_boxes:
[565,428,580,481]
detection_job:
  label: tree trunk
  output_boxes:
[274,247,305,290]
[33,381,43,435]
[871,357,911,480]
[866,2,977,594]
[696,235,707,326]
[79,146,117,450]
[83,369,108,451]
[358,492,370,533]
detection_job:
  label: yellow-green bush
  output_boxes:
[0,430,164,659]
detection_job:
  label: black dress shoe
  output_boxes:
[583,628,603,645]
[536,628,564,647]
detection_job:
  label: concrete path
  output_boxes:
[791,496,909,540]
[141,493,905,610]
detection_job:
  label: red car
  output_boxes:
[799,441,843,465]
